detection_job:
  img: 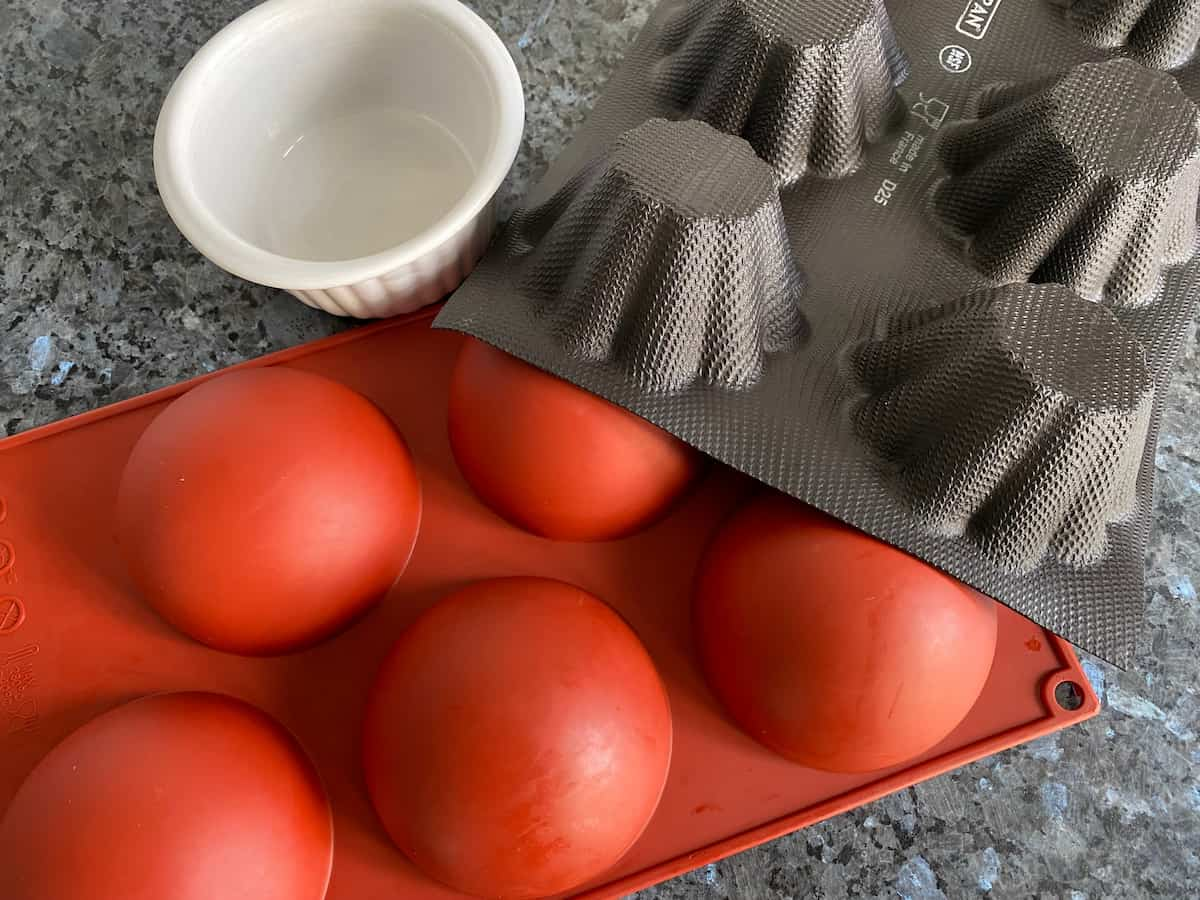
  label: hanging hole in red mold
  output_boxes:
[1054,680,1085,711]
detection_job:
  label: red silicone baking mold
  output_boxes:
[0,307,1098,899]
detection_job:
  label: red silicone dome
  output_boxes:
[447,338,701,541]
[695,492,998,772]
[363,577,674,899]
[0,692,332,900]
[116,367,421,655]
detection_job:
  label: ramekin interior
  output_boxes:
[154,0,523,290]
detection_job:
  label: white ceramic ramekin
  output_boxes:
[154,0,523,318]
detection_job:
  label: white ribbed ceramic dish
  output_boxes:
[154,0,524,318]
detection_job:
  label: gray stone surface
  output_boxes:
[1,0,1197,897]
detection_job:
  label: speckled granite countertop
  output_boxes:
[2,0,1198,897]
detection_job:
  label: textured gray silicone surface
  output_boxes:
[653,0,910,182]
[517,118,807,391]
[436,0,1200,666]
[931,59,1200,308]
[1056,0,1200,70]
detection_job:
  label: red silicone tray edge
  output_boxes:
[0,305,1099,899]
[584,660,1098,899]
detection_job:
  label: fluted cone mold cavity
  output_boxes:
[853,283,1153,573]
[653,0,909,183]
[931,59,1200,307]
[515,118,807,393]
[1054,0,1200,69]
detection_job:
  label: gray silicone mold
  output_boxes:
[853,284,1153,572]
[653,0,909,183]
[436,0,1200,665]
[517,119,806,392]
[1055,0,1200,69]
[931,59,1200,308]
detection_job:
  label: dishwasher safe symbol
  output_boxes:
[911,94,949,130]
